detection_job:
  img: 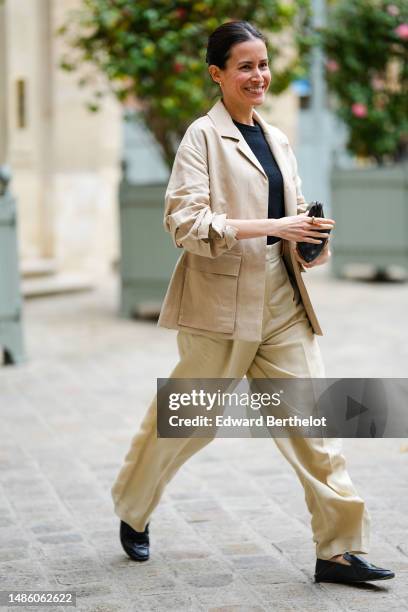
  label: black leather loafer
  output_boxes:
[315,552,395,584]
[119,520,149,562]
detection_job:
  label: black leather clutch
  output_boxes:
[296,201,331,263]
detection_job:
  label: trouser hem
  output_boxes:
[316,538,370,560]
[113,504,149,533]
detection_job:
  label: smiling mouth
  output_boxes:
[244,86,265,94]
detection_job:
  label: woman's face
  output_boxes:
[210,38,271,108]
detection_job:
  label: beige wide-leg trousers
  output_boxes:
[111,241,370,560]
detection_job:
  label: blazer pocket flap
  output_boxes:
[182,252,242,276]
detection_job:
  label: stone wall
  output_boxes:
[3,0,122,278]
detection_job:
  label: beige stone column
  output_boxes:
[4,0,121,278]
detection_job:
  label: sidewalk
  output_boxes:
[0,268,407,611]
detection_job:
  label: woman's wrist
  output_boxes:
[227,218,283,240]
[267,218,282,238]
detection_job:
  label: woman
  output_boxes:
[111,21,394,585]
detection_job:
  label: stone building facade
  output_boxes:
[0,0,121,285]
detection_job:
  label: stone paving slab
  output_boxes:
[0,269,407,611]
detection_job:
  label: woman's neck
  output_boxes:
[221,97,255,126]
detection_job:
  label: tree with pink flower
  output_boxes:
[318,0,408,164]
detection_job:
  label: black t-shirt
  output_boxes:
[233,119,285,245]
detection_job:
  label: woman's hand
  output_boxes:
[226,214,335,244]
[271,213,335,244]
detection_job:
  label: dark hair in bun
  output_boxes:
[206,21,267,69]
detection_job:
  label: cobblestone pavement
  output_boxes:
[0,267,407,612]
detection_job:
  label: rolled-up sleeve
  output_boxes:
[164,143,238,258]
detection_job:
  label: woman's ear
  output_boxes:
[208,65,221,85]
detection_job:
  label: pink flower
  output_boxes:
[387,4,400,16]
[371,76,384,91]
[326,59,339,73]
[395,23,408,40]
[351,103,368,118]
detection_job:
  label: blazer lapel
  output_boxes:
[235,141,267,179]
[207,98,297,217]
[207,99,267,179]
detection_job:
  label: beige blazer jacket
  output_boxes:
[157,98,322,341]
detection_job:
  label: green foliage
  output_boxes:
[59,0,313,167]
[318,0,408,164]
